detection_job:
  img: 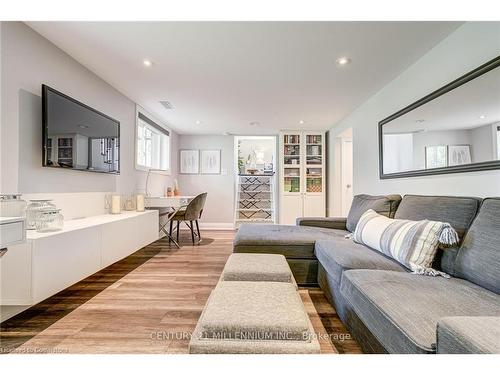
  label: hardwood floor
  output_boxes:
[0,230,362,354]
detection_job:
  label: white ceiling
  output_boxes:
[27,21,462,135]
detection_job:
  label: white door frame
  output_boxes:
[332,128,353,217]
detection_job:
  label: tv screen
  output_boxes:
[42,84,120,174]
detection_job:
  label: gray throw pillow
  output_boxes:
[346,194,402,232]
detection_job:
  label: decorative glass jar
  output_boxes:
[36,208,64,232]
[26,199,57,230]
[0,194,27,218]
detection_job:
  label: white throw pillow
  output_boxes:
[349,209,459,277]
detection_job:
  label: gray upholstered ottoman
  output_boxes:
[221,253,297,287]
[189,281,320,354]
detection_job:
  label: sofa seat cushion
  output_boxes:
[340,270,500,354]
[315,238,406,285]
[233,224,348,258]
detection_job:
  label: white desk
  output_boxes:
[145,196,193,209]
[145,196,195,247]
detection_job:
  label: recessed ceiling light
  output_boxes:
[249,121,260,126]
[195,120,201,125]
[479,115,486,119]
[336,56,351,66]
[415,119,426,123]
[299,120,305,125]
[142,59,153,67]
[78,124,89,129]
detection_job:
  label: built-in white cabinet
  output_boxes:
[279,131,325,224]
[0,211,159,310]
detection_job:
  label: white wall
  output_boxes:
[0,22,177,203]
[176,135,235,226]
[328,22,500,216]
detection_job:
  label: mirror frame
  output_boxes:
[379,55,500,180]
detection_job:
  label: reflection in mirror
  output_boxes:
[382,61,500,175]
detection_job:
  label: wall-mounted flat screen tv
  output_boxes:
[42,84,120,174]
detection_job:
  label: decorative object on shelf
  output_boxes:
[448,145,472,166]
[26,199,57,230]
[173,179,181,196]
[246,168,259,175]
[136,193,145,212]
[0,194,27,218]
[124,195,137,211]
[201,150,221,174]
[111,195,122,214]
[166,187,173,197]
[36,208,64,233]
[180,149,200,174]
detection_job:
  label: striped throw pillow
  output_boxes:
[350,209,459,277]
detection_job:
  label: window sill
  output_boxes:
[136,165,171,176]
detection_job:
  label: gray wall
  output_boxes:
[328,22,500,216]
[0,22,177,196]
[177,135,235,225]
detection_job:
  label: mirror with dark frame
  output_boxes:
[379,56,500,179]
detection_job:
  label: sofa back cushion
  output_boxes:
[346,194,402,232]
[454,198,500,294]
[394,195,481,275]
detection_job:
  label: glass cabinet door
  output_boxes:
[305,134,322,193]
[283,134,301,193]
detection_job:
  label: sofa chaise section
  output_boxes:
[233,224,348,284]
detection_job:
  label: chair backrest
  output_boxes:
[183,193,208,221]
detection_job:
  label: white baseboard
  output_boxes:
[197,222,235,230]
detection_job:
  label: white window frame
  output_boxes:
[135,105,171,175]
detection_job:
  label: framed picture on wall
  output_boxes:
[448,145,472,166]
[425,145,448,169]
[180,149,200,174]
[200,150,221,174]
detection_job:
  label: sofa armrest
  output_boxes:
[296,217,348,231]
[437,316,500,354]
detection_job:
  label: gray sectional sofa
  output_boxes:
[233,194,500,354]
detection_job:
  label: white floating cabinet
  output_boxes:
[1,211,159,309]
[279,131,326,224]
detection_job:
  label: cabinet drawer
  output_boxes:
[0,221,25,247]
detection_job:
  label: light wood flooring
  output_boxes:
[0,230,362,354]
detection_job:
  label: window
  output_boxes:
[136,109,170,173]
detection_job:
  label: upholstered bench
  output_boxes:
[220,253,297,288]
[189,281,320,354]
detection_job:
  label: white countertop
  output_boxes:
[0,216,25,225]
[26,210,157,240]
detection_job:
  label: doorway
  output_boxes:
[233,136,277,228]
[334,128,353,217]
